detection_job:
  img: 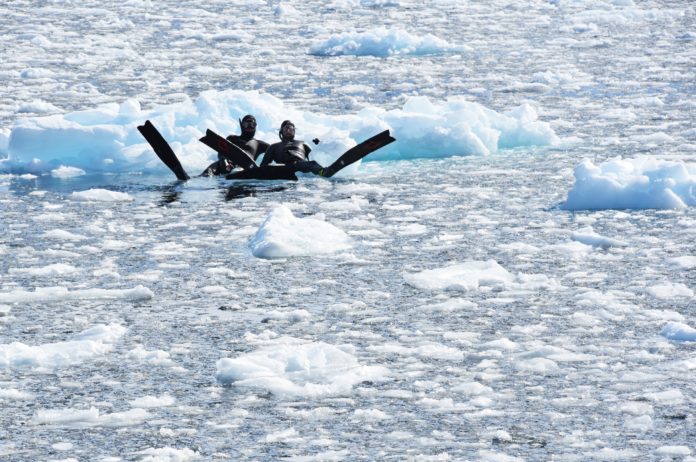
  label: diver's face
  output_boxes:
[241,119,256,132]
[282,124,295,139]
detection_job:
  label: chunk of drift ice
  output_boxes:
[71,188,134,202]
[308,27,468,57]
[216,339,389,397]
[0,286,153,304]
[660,322,696,342]
[0,323,127,370]
[3,90,558,174]
[570,227,628,249]
[403,260,514,291]
[31,407,149,428]
[250,205,351,258]
[51,165,85,178]
[562,156,696,210]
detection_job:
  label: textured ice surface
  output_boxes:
[1,0,695,461]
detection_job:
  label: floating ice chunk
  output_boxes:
[134,447,201,461]
[477,449,525,462]
[43,229,87,241]
[75,324,129,343]
[362,0,400,6]
[274,2,299,16]
[648,283,693,299]
[483,338,518,351]
[368,342,464,360]
[3,89,558,174]
[380,97,558,160]
[17,100,61,114]
[625,415,652,432]
[669,256,696,269]
[128,347,176,367]
[52,442,73,451]
[419,397,468,412]
[500,103,558,148]
[20,68,54,79]
[6,115,130,173]
[51,165,85,178]
[618,401,654,416]
[633,131,674,144]
[583,448,641,460]
[0,141,8,162]
[518,344,593,362]
[562,156,696,210]
[9,263,79,277]
[31,407,149,428]
[570,227,628,249]
[0,285,153,304]
[0,388,34,400]
[0,323,126,370]
[660,322,696,342]
[118,99,141,118]
[655,446,691,457]
[403,260,514,291]
[309,27,467,57]
[354,409,390,420]
[263,427,300,444]
[406,262,561,292]
[451,382,494,397]
[63,102,119,125]
[516,357,557,374]
[643,389,684,404]
[129,395,176,408]
[262,309,312,323]
[417,298,478,312]
[72,188,134,202]
[250,205,352,258]
[532,69,592,90]
[216,339,389,397]
[618,371,663,383]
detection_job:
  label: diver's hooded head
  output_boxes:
[279,120,295,141]
[239,114,257,139]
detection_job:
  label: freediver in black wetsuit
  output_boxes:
[260,120,326,175]
[202,114,270,176]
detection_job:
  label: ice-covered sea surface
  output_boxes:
[2,0,696,461]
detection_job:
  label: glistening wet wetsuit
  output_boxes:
[260,120,323,174]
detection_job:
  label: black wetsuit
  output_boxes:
[260,139,323,174]
[202,134,269,176]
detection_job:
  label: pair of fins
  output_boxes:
[137,120,396,182]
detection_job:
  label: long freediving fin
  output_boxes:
[137,120,190,181]
[320,130,395,177]
[199,129,258,170]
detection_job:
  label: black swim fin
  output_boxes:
[137,120,190,181]
[320,130,395,177]
[199,129,258,170]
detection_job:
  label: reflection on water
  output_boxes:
[156,181,186,205]
[225,184,288,201]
